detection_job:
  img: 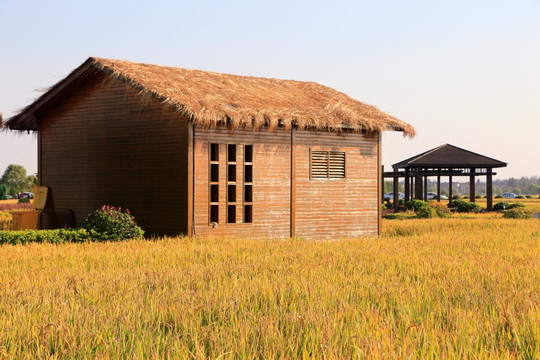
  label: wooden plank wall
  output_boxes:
[193,127,291,238]
[39,73,189,236]
[193,127,379,240]
[295,131,379,239]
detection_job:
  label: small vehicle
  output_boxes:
[5,195,13,199]
[427,192,448,200]
[383,192,405,201]
[500,192,518,199]
[19,192,34,199]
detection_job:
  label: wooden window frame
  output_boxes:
[209,143,220,224]
[243,144,253,223]
[226,144,237,224]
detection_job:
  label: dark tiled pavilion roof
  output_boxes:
[393,144,507,169]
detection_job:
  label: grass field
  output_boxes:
[0,217,539,358]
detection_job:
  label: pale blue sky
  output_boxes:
[1,0,539,179]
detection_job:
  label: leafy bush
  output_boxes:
[502,208,533,219]
[495,195,502,199]
[450,199,482,213]
[526,195,533,199]
[383,213,407,220]
[452,195,462,200]
[0,228,97,245]
[84,205,144,241]
[383,210,416,220]
[493,202,510,211]
[18,198,30,203]
[416,205,436,218]
[516,195,525,199]
[494,202,526,211]
[404,200,429,212]
[430,202,451,218]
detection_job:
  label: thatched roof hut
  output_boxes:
[4,57,414,239]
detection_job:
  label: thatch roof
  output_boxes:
[5,57,415,136]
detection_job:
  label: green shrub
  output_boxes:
[0,228,97,245]
[516,195,525,199]
[495,195,502,199]
[84,205,144,241]
[416,205,436,218]
[404,199,429,212]
[463,196,469,199]
[493,202,510,211]
[383,213,407,220]
[475,195,482,199]
[495,202,526,211]
[430,202,451,218]
[450,199,482,213]
[452,195,462,200]
[18,198,30,203]
[383,210,416,220]
[502,208,533,219]
[526,195,533,199]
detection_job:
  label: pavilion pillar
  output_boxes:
[381,165,385,204]
[437,175,441,202]
[393,171,399,212]
[470,167,476,202]
[487,170,493,211]
[423,176,428,201]
[404,170,410,202]
[449,175,453,207]
[415,171,423,200]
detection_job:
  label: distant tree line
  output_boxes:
[0,164,37,197]
[384,176,540,196]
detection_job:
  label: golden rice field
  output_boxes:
[0,218,539,358]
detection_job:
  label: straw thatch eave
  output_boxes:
[4,57,415,137]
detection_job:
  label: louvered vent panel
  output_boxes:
[311,151,329,178]
[311,150,346,179]
[329,151,345,178]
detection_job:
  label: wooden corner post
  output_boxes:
[187,121,194,238]
[290,127,296,238]
[377,132,382,236]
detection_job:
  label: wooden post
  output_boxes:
[487,170,493,211]
[377,133,382,236]
[393,171,399,213]
[38,120,42,229]
[415,171,423,200]
[448,175,453,207]
[290,127,296,238]
[423,175,428,201]
[381,165,385,203]
[187,121,194,237]
[437,175,441,202]
[404,170,410,202]
[470,167,476,202]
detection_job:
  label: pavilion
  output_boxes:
[384,144,507,211]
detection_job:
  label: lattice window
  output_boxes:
[310,150,345,179]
